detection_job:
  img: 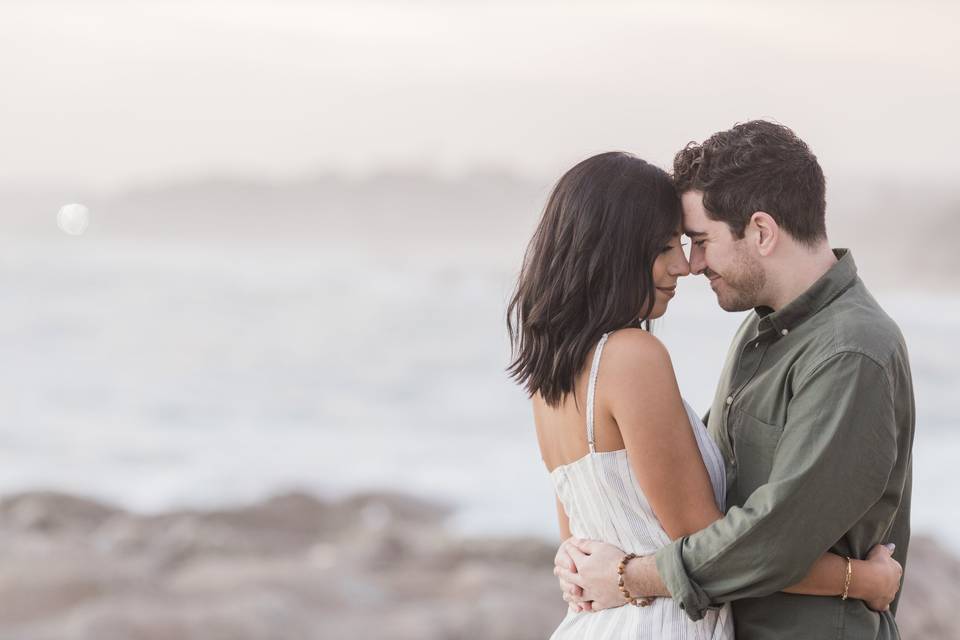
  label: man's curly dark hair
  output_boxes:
[673,120,827,246]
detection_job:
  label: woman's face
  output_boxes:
[647,229,691,319]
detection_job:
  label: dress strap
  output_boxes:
[586,333,610,453]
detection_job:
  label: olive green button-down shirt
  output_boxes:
[655,250,914,640]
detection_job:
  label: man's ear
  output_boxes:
[750,211,778,256]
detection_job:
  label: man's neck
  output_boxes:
[764,244,838,311]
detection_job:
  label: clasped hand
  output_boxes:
[553,537,649,612]
[553,537,903,614]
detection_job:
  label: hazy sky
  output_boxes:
[1,0,957,190]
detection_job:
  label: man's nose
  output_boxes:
[689,245,707,275]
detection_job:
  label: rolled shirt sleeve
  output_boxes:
[655,351,898,621]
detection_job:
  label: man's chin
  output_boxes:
[715,292,755,313]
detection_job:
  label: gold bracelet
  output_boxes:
[841,556,853,600]
[617,553,653,607]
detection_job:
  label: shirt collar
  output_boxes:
[755,249,858,337]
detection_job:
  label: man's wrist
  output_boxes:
[625,554,670,598]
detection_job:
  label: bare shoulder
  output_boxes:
[599,329,683,427]
[601,328,673,376]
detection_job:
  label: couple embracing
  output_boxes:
[507,120,913,639]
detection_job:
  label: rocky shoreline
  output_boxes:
[0,490,954,639]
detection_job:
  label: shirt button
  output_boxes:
[781,329,789,336]
[725,396,733,405]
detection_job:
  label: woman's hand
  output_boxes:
[854,543,903,612]
[554,538,592,612]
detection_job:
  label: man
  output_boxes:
[555,120,914,639]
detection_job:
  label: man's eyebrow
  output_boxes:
[684,230,707,238]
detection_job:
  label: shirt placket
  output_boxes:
[721,325,774,466]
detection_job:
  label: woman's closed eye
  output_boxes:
[660,241,688,254]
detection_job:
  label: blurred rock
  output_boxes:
[896,535,960,640]
[0,489,953,639]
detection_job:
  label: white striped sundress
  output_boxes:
[549,332,734,640]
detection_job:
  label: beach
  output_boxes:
[0,489,955,639]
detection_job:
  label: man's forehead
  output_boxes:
[681,193,711,236]
[682,212,706,234]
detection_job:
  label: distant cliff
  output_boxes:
[2,171,957,285]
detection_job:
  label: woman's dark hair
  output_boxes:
[673,120,827,246]
[506,152,680,407]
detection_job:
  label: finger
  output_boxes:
[556,540,579,566]
[559,537,583,554]
[557,566,586,587]
[884,542,896,554]
[558,567,586,588]
[568,586,587,602]
[555,571,579,590]
[566,543,588,564]
[555,548,575,572]
[571,538,597,554]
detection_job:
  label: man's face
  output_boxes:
[681,190,766,312]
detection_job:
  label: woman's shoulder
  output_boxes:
[599,330,683,421]
[598,329,679,403]
[602,328,672,372]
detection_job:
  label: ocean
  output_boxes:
[1,232,956,553]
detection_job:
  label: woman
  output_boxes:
[506,152,901,638]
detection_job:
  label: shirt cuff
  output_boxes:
[654,538,713,622]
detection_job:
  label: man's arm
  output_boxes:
[557,538,903,613]
[653,351,898,620]
[558,540,669,610]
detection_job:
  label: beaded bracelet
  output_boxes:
[617,553,653,607]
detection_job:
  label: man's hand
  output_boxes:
[554,537,633,612]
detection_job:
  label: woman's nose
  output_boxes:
[669,251,691,277]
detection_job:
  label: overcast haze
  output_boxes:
[1,0,958,191]
[1,8,959,634]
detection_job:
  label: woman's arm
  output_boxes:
[601,330,900,609]
[784,544,902,611]
[556,496,572,540]
[603,330,724,539]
